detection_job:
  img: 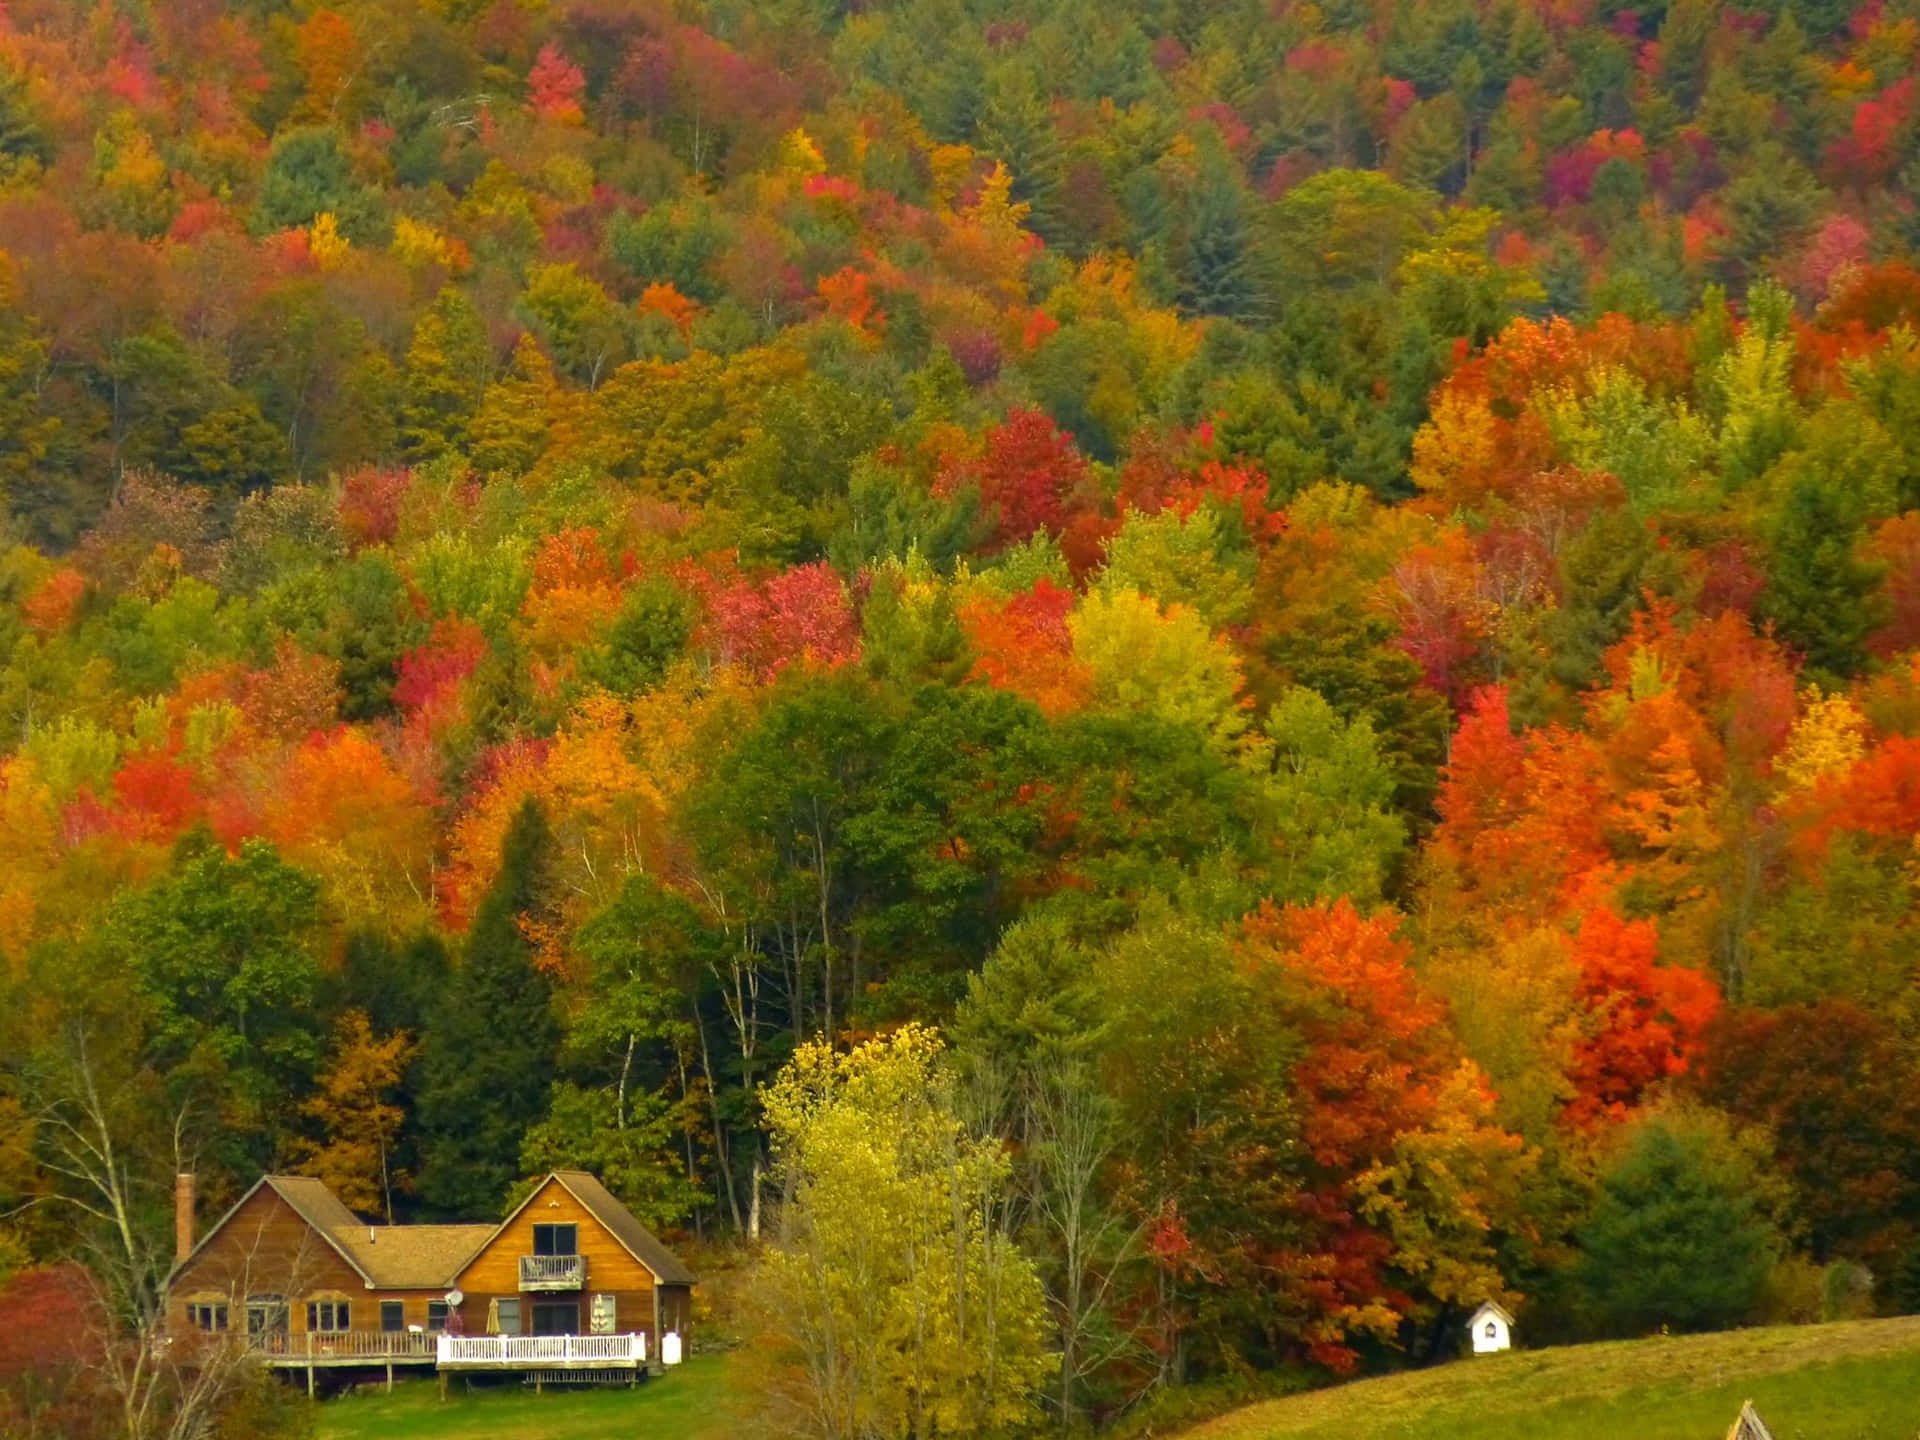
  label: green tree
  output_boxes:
[531,875,717,1229]
[252,126,387,240]
[1258,685,1407,905]
[1098,505,1256,629]
[518,264,630,389]
[0,254,56,519]
[0,64,51,183]
[1176,143,1262,321]
[522,1081,702,1231]
[581,576,694,696]
[1760,474,1888,683]
[1574,1107,1780,1336]
[414,799,563,1217]
[102,832,327,1165]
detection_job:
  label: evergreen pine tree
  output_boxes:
[399,287,490,463]
[1761,476,1888,683]
[1178,145,1262,322]
[414,799,562,1217]
[1574,1115,1776,1335]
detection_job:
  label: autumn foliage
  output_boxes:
[7,0,1920,1425]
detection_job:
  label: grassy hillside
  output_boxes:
[311,1352,742,1440]
[1181,1318,1920,1440]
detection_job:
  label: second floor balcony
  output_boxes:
[518,1253,586,1290]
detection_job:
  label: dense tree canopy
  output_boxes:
[4,0,1920,1434]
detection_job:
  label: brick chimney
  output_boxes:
[174,1173,195,1265]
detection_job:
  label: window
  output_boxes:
[380,1301,405,1333]
[494,1298,522,1336]
[307,1300,351,1333]
[532,1223,578,1257]
[426,1301,450,1333]
[531,1301,579,1337]
[1485,1322,1498,1338]
[245,1296,288,1338]
[188,1303,228,1333]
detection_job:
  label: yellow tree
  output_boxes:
[291,1010,417,1222]
[758,1025,1051,1439]
[1775,685,1869,794]
[292,8,363,124]
[1068,586,1250,754]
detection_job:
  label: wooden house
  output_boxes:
[444,1171,695,1354]
[165,1169,694,1387]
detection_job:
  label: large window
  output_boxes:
[380,1301,405,1333]
[531,1301,579,1337]
[187,1303,228,1333]
[306,1300,351,1333]
[532,1223,578,1257]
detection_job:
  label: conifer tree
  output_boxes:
[414,799,562,1217]
[399,287,490,463]
[1178,144,1261,321]
[1761,475,1888,683]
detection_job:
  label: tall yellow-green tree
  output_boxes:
[758,1024,1051,1440]
[400,287,490,462]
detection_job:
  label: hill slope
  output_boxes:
[1181,1318,1920,1440]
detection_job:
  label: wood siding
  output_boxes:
[451,1178,662,1341]
[657,1282,692,1337]
[167,1188,365,1334]
[168,1190,452,1336]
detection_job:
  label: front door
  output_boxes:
[531,1301,579,1336]
[246,1296,290,1353]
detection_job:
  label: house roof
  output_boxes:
[261,1176,494,1287]
[333,1224,497,1290]
[171,1176,492,1292]
[1468,1300,1515,1327]
[494,1170,697,1286]
[171,1169,696,1294]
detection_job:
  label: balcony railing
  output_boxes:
[437,1332,647,1368]
[246,1330,440,1363]
[518,1253,586,1290]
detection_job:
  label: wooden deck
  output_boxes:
[250,1330,442,1367]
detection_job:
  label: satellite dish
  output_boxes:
[446,1289,464,1307]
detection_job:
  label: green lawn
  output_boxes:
[312,1351,742,1440]
[1181,1317,1920,1440]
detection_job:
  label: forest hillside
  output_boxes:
[3,0,1920,1435]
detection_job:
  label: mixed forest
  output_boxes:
[5,0,1920,1434]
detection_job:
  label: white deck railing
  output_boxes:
[437,1332,648,1367]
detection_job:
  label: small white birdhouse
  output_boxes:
[1467,1300,1514,1354]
